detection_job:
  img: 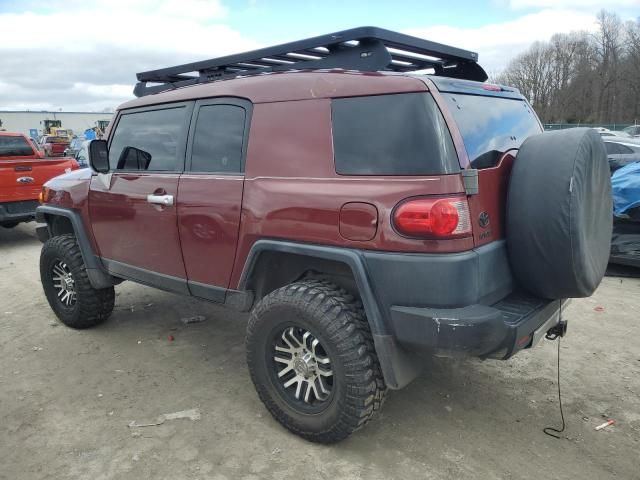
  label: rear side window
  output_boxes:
[109,106,187,171]
[443,93,541,169]
[605,142,620,154]
[190,104,246,173]
[617,143,634,154]
[605,142,634,155]
[0,136,33,157]
[332,93,458,175]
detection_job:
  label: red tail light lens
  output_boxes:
[393,196,471,238]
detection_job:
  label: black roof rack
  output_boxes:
[134,26,488,97]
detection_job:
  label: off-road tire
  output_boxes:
[40,234,114,329]
[246,280,387,443]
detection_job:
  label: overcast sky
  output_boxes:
[0,0,638,112]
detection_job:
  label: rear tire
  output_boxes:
[246,280,387,443]
[40,234,115,329]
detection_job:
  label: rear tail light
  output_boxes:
[392,196,471,238]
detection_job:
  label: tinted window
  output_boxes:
[45,136,68,144]
[617,144,634,154]
[443,93,541,168]
[605,142,620,154]
[191,104,245,172]
[332,93,458,175]
[109,107,187,171]
[0,136,33,157]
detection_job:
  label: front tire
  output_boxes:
[246,280,387,443]
[40,234,115,329]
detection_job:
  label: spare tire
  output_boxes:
[507,128,612,299]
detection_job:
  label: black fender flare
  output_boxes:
[35,205,116,289]
[238,239,422,389]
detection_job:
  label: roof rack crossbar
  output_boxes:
[133,26,487,97]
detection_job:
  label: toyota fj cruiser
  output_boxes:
[35,27,612,443]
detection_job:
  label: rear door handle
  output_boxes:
[146,194,174,206]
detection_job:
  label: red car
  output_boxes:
[39,135,70,157]
[35,28,612,443]
[0,132,78,228]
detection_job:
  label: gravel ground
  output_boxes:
[1,223,639,480]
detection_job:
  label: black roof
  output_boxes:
[134,26,488,97]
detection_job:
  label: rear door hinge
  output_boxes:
[461,169,479,195]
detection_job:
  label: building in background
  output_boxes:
[0,111,113,139]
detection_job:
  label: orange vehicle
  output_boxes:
[0,132,79,228]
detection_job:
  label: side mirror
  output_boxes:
[89,139,109,173]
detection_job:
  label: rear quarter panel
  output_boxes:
[230,98,472,288]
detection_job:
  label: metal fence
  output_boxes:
[543,123,635,131]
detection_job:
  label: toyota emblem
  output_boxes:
[479,211,490,228]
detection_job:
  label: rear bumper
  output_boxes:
[362,240,567,361]
[0,200,38,224]
[390,294,568,359]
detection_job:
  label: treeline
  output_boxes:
[496,10,640,124]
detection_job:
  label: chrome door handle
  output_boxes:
[146,194,174,206]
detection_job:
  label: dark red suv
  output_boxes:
[35,28,612,443]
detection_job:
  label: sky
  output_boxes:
[0,0,638,112]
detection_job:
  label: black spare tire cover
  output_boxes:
[507,128,612,299]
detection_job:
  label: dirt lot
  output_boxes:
[1,223,639,480]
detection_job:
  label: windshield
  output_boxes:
[0,136,34,157]
[443,93,542,168]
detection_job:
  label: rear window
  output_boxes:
[331,93,458,175]
[442,93,541,168]
[0,136,33,157]
[46,137,69,144]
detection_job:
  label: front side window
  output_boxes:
[332,93,458,175]
[190,104,246,173]
[109,107,187,171]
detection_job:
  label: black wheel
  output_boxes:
[246,280,387,443]
[40,234,115,329]
[0,222,19,229]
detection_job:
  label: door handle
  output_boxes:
[146,194,174,206]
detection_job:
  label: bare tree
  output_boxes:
[497,9,639,125]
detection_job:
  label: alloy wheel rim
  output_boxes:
[51,260,77,307]
[272,326,334,407]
